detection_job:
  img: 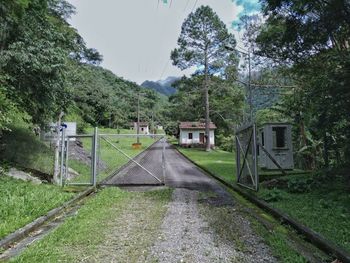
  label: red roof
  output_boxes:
[179,121,217,130]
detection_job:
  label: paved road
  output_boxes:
[102,140,165,185]
[103,141,235,205]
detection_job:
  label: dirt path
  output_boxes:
[146,188,277,263]
[100,142,278,262]
[147,188,242,262]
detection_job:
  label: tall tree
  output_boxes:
[171,5,236,151]
[255,0,350,167]
[0,0,102,128]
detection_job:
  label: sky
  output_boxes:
[67,0,260,84]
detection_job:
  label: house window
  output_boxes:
[141,127,144,131]
[188,133,193,139]
[272,127,286,148]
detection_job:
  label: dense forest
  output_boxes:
[1,0,349,171]
[0,0,164,134]
[165,1,350,170]
[253,0,350,170]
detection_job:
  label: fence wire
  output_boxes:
[98,134,166,185]
[62,135,94,186]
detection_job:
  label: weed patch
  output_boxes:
[0,176,74,239]
[12,188,172,262]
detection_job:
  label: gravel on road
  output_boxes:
[99,142,279,262]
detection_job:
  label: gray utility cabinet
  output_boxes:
[258,123,294,170]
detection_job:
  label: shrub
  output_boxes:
[260,188,287,202]
[287,177,314,193]
[216,134,234,152]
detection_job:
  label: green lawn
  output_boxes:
[0,176,74,239]
[12,187,172,262]
[176,145,350,253]
[176,147,236,183]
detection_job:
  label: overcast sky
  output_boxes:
[67,0,259,84]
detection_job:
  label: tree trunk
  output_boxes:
[204,52,211,152]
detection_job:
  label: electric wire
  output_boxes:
[191,0,198,12]
[183,0,190,11]
[159,59,170,80]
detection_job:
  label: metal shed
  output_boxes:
[258,123,294,170]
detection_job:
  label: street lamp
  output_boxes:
[225,45,253,123]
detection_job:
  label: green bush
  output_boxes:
[216,134,234,152]
[287,177,314,193]
[260,188,287,202]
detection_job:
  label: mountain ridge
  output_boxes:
[141,76,179,96]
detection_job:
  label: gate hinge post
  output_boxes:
[92,127,98,187]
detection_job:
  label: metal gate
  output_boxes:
[235,123,259,191]
[98,133,166,186]
[59,128,166,187]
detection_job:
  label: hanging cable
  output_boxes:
[191,0,198,12]
[183,0,190,11]
[159,59,170,80]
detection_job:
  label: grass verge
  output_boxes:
[0,176,74,239]
[257,174,350,252]
[176,145,347,257]
[11,187,172,262]
[176,147,236,183]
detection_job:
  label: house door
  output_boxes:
[199,133,205,144]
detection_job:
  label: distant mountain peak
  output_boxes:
[141,76,179,96]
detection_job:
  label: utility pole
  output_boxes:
[137,89,140,144]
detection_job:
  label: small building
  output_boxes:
[179,121,216,147]
[130,122,149,134]
[258,123,294,170]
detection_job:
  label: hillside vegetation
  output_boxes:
[0,0,166,136]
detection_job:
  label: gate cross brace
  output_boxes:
[101,136,162,183]
[259,143,287,176]
[236,131,256,185]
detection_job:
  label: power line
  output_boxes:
[192,0,199,12]
[159,59,170,80]
[183,0,190,11]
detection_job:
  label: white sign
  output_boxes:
[42,122,77,141]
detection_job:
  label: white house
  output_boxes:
[130,122,149,134]
[179,121,216,147]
